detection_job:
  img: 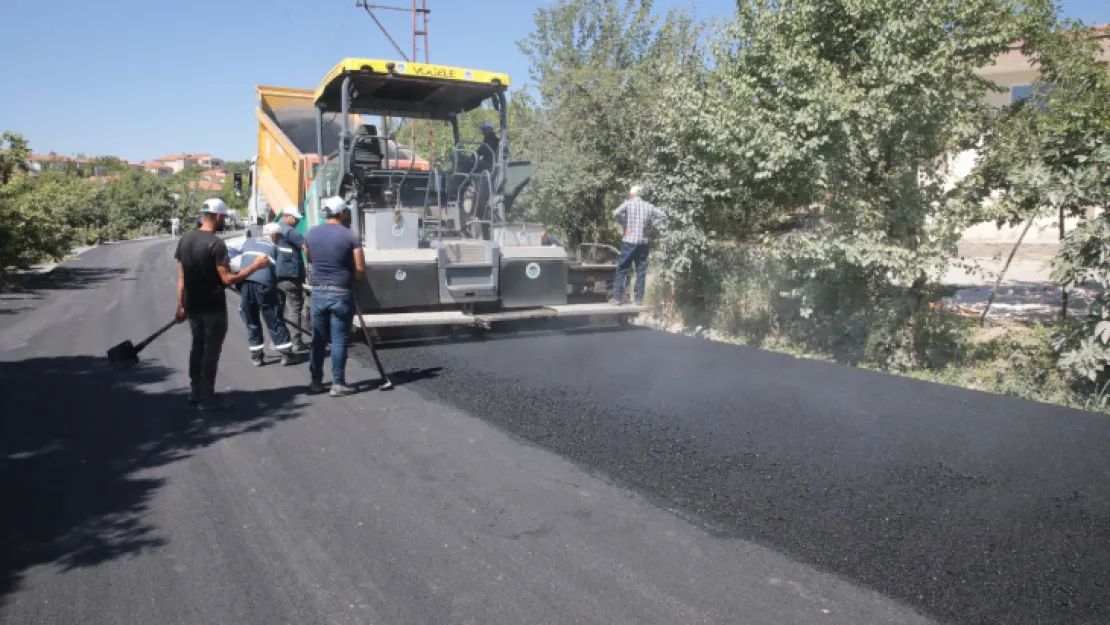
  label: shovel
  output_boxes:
[354,299,393,390]
[107,319,178,369]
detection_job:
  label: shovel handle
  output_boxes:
[133,319,179,353]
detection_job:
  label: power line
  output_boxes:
[354,1,435,161]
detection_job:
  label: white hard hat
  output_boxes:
[629,185,643,197]
[200,198,228,215]
[284,206,304,220]
[262,222,282,235]
[321,196,350,215]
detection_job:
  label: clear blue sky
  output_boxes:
[1,0,1106,163]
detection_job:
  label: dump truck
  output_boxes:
[240,58,644,334]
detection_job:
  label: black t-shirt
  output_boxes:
[174,230,230,314]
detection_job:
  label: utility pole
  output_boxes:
[355,1,434,163]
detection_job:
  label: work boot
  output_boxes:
[188,386,200,405]
[608,298,624,306]
[330,382,353,397]
[309,379,326,394]
[281,352,297,366]
[292,337,307,353]
[252,353,264,367]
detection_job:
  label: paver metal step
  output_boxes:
[355,303,647,329]
[356,311,473,328]
[546,303,649,317]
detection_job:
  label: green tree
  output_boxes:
[0,131,30,184]
[391,93,536,168]
[655,0,1028,367]
[0,174,85,270]
[516,0,703,247]
[100,170,174,240]
[986,21,1110,382]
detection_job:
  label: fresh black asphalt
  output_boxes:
[1,236,1108,624]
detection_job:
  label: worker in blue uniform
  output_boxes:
[236,222,296,366]
[275,207,308,352]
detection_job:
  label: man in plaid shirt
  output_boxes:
[610,185,666,305]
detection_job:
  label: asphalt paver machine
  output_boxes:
[301,58,647,331]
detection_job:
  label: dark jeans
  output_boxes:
[309,286,354,385]
[188,309,228,399]
[277,278,306,344]
[240,281,293,357]
[612,242,650,303]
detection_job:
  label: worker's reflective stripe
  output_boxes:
[277,247,294,254]
[238,250,273,264]
[271,342,293,351]
[249,344,264,352]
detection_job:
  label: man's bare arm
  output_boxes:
[216,255,268,286]
[353,247,365,282]
[175,262,187,322]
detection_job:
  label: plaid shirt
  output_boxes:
[613,197,666,244]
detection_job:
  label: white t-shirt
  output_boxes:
[171,218,180,229]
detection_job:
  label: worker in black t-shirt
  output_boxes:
[174,198,268,411]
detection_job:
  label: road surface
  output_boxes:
[1,237,1108,625]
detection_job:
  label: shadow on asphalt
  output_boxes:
[367,320,645,351]
[0,355,307,608]
[1,267,128,294]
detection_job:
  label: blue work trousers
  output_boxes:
[612,242,650,304]
[309,286,355,385]
[240,281,293,357]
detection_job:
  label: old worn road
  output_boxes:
[1,237,1108,625]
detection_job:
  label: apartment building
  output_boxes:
[142,161,174,177]
[152,153,226,173]
[977,25,1110,107]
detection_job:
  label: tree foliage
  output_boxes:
[0,132,192,272]
[1,132,31,185]
[516,0,703,247]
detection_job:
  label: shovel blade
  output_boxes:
[107,340,140,368]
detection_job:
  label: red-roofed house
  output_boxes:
[27,153,71,174]
[152,154,198,173]
[193,154,226,169]
[200,168,227,182]
[153,153,226,173]
[187,180,224,192]
[143,161,174,177]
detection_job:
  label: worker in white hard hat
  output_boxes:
[303,196,365,396]
[275,206,308,352]
[610,185,666,306]
[236,222,297,367]
[174,198,269,410]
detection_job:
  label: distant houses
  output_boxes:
[23,151,228,192]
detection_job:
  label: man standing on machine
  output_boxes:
[174,198,268,410]
[275,206,308,352]
[478,120,500,172]
[610,185,667,306]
